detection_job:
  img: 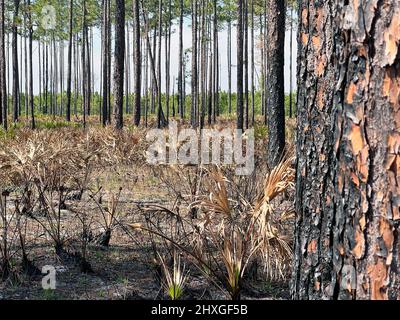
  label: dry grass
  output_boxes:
[0,121,296,300]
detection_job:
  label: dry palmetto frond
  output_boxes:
[195,168,232,220]
[252,153,295,279]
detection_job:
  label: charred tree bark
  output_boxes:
[266,0,286,167]
[66,0,73,122]
[27,0,34,129]
[12,0,20,123]
[101,0,109,126]
[293,0,400,300]
[236,0,244,130]
[227,17,232,115]
[178,0,184,119]
[191,1,198,128]
[113,0,125,130]
[0,0,6,129]
[133,0,141,126]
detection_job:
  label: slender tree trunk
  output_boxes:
[140,0,165,126]
[27,0,34,129]
[73,34,78,117]
[213,0,218,123]
[38,41,42,114]
[113,0,125,129]
[150,28,156,115]
[107,0,111,123]
[289,6,293,118]
[260,14,264,117]
[24,7,28,118]
[12,0,20,123]
[266,0,285,167]
[85,24,91,117]
[250,0,255,126]
[227,17,232,115]
[45,42,48,115]
[66,0,73,122]
[178,0,184,119]
[293,0,400,300]
[101,0,108,126]
[144,34,148,126]
[191,0,198,127]
[125,21,130,115]
[166,0,172,122]
[0,0,6,129]
[60,40,64,116]
[81,3,85,126]
[157,0,163,128]
[244,0,249,129]
[236,0,244,130]
[199,0,206,129]
[133,0,141,126]
[208,49,213,125]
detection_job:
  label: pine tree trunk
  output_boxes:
[66,0,73,122]
[28,0,34,129]
[157,0,163,128]
[250,0,255,126]
[227,17,232,115]
[178,0,184,119]
[244,0,249,129]
[236,0,244,130]
[113,0,125,129]
[101,0,108,126]
[293,0,400,300]
[191,0,198,128]
[12,0,20,123]
[133,0,141,126]
[0,0,6,129]
[266,0,285,167]
[289,6,293,118]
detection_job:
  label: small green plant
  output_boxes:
[41,289,59,300]
[158,252,189,300]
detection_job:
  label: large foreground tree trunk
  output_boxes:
[293,0,400,300]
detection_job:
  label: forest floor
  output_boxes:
[0,116,295,300]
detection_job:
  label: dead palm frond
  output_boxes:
[252,153,295,279]
[193,168,232,220]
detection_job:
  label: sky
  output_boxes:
[7,15,298,95]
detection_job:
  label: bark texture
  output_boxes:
[293,0,400,300]
[113,0,125,129]
[133,0,141,126]
[0,0,6,129]
[266,0,286,167]
[236,0,244,130]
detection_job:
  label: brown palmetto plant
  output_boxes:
[128,153,294,300]
[252,153,295,279]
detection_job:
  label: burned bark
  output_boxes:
[266,0,286,167]
[113,0,125,129]
[133,0,141,126]
[294,0,400,300]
